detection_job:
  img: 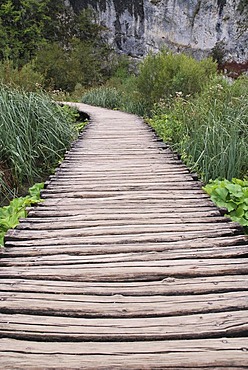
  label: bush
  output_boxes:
[34,39,115,92]
[0,182,44,246]
[148,75,248,182]
[0,60,44,91]
[136,49,217,109]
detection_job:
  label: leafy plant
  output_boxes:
[203,178,248,232]
[0,182,44,246]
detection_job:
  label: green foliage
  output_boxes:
[136,49,217,109]
[81,78,149,117]
[82,86,123,109]
[148,75,248,182]
[0,86,77,203]
[0,60,44,91]
[0,2,114,92]
[0,0,55,66]
[203,178,248,233]
[33,11,114,92]
[0,182,44,246]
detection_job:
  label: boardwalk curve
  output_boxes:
[0,103,248,368]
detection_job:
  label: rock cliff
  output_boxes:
[69,0,247,65]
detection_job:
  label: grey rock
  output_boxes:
[69,0,248,63]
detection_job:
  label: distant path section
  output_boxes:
[0,103,247,368]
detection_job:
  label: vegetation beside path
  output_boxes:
[0,87,85,246]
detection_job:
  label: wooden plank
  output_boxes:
[2,244,248,265]
[0,258,247,281]
[0,338,247,369]
[6,222,239,241]
[1,351,247,369]
[0,337,246,355]
[15,216,229,230]
[36,199,214,208]
[20,211,224,222]
[0,275,247,296]
[0,311,247,340]
[25,207,220,218]
[4,229,239,246]
[40,190,209,199]
[0,291,247,318]
[3,235,247,257]
[5,228,241,246]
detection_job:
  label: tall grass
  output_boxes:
[81,65,153,117]
[81,85,149,117]
[0,86,77,203]
[82,86,123,109]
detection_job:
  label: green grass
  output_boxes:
[0,86,77,203]
[82,86,123,109]
[81,82,149,117]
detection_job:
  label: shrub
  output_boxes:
[136,49,217,108]
[148,75,248,182]
[0,60,44,91]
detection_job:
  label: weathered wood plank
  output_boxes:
[0,259,247,281]
[4,229,240,246]
[6,222,239,241]
[0,337,246,355]
[3,235,247,257]
[40,190,209,199]
[0,338,247,369]
[0,291,247,318]
[25,207,220,218]
[15,216,230,230]
[0,311,247,340]
[0,275,247,296]
[1,351,247,369]
[2,244,248,265]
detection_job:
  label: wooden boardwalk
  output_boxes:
[0,103,247,369]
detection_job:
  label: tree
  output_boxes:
[0,0,51,65]
[0,0,114,90]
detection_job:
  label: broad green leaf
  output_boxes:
[214,187,228,201]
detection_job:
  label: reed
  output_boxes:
[0,86,76,203]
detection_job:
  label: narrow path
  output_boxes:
[0,104,247,369]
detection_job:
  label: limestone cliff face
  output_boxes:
[69,0,247,63]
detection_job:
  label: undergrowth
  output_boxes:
[0,182,44,246]
[203,178,248,233]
